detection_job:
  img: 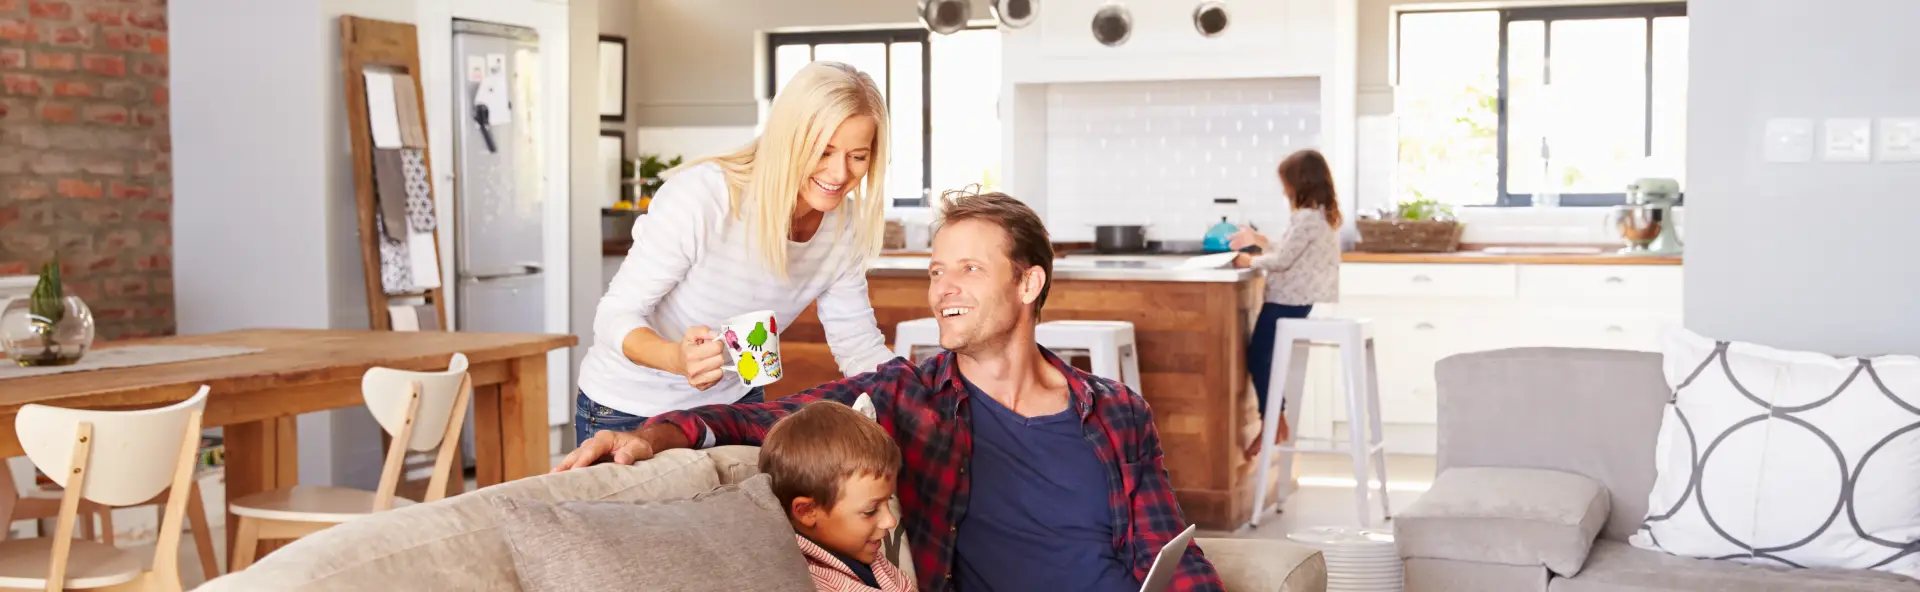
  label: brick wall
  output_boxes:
[0,0,172,340]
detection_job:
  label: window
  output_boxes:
[767,27,1002,208]
[1394,4,1687,207]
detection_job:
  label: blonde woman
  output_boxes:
[575,62,896,446]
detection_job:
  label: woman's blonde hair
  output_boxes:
[668,61,890,281]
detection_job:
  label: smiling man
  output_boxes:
[558,191,1224,592]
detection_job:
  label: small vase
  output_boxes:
[1,295,96,367]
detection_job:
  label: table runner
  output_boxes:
[0,345,263,381]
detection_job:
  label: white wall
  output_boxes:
[173,0,376,489]
[597,0,636,147]
[1684,0,1920,356]
[568,0,602,454]
[173,0,332,334]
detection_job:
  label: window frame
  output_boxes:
[1396,2,1688,207]
[766,28,936,207]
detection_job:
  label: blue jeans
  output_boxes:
[573,388,765,447]
[1247,303,1315,418]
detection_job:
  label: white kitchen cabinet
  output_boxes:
[1343,263,1518,298]
[1289,263,1684,453]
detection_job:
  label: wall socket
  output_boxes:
[1764,118,1814,163]
[1878,118,1920,162]
[1822,118,1873,162]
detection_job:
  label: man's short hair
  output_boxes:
[759,400,902,513]
[933,189,1055,320]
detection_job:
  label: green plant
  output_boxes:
[636,153,682,178]
[633,153,684,197]
[27,254,64,357]
[1394,198,1455,221]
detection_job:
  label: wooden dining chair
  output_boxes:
[0,385,209,592]
[226,353,472,571]
[3,457,219,581]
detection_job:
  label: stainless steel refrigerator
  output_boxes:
[450,20,547,467]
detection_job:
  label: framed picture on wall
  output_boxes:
[598,35,627,122]
[599,130,626,208]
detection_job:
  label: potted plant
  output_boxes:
[1354,197,1465,253]
[2,254,96,366]
[634,153,683,203]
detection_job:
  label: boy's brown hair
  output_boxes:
[933,189,1055,321]
[759,400,902,512]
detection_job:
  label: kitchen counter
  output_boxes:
[1343,246,1681,266]
[870,254,1256,282]
[604,239,633,258]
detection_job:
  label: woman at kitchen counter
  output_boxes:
[1230,149,1344,459]
[575,62,898,446]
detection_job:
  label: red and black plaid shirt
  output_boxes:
[644,347,1224,592]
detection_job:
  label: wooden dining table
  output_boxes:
[0,328,575,560]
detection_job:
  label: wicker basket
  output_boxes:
[883,220,906,250]
[1354,219,1464,253]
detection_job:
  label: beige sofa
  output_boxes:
[1395,347,1920,592]
[200,445,1327,591]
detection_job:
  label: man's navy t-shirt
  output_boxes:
[952,374,1137,591]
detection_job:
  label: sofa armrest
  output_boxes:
[1393,466,1610,577]
[1196,538,1326,592]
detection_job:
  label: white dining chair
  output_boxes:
[0,385,210,592]
[3,456,219,581]
[225,353,473,571]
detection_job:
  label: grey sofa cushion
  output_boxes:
[1396,467,1610,577]
[196,449,724,591]
[1547,540,1920,592]
[1406,558,1548,592]
[1200,537,1327,592]
[1434,347,1671,542]
[494,473,814,592]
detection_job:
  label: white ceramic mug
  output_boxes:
[716,309,783,388]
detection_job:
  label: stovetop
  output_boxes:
[1078,240,1218,256]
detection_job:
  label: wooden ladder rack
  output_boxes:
[339,15,449,332]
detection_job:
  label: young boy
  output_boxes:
[761,400,914,592]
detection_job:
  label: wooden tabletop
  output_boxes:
[0,328,577,416]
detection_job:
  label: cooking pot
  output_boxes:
[1092,224,1150,253]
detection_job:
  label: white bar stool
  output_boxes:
[892,318,943,363]
[1245,317,1391,530]
[1034,320,1144,394]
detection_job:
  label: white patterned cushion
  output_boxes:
[1631,328,1920,579]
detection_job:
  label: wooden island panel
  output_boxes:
[773,272,1271,530]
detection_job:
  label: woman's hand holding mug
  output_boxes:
[679,326,727,390]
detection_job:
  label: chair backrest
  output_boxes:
[14,385,210,507]
[1433,347,1671,542]
[0,275,33,304]
[364,353,469,451]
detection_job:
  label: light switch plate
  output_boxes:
[1877,118,1920,162]
[1764,118,1815,163]
[1823,118,1873,162]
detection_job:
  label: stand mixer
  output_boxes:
[1609,177,1683,255]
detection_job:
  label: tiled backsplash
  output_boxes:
[1044,78,1323,242]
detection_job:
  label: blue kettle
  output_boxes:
[1203,216,1238,253]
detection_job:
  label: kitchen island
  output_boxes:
[772,254,1271,530]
